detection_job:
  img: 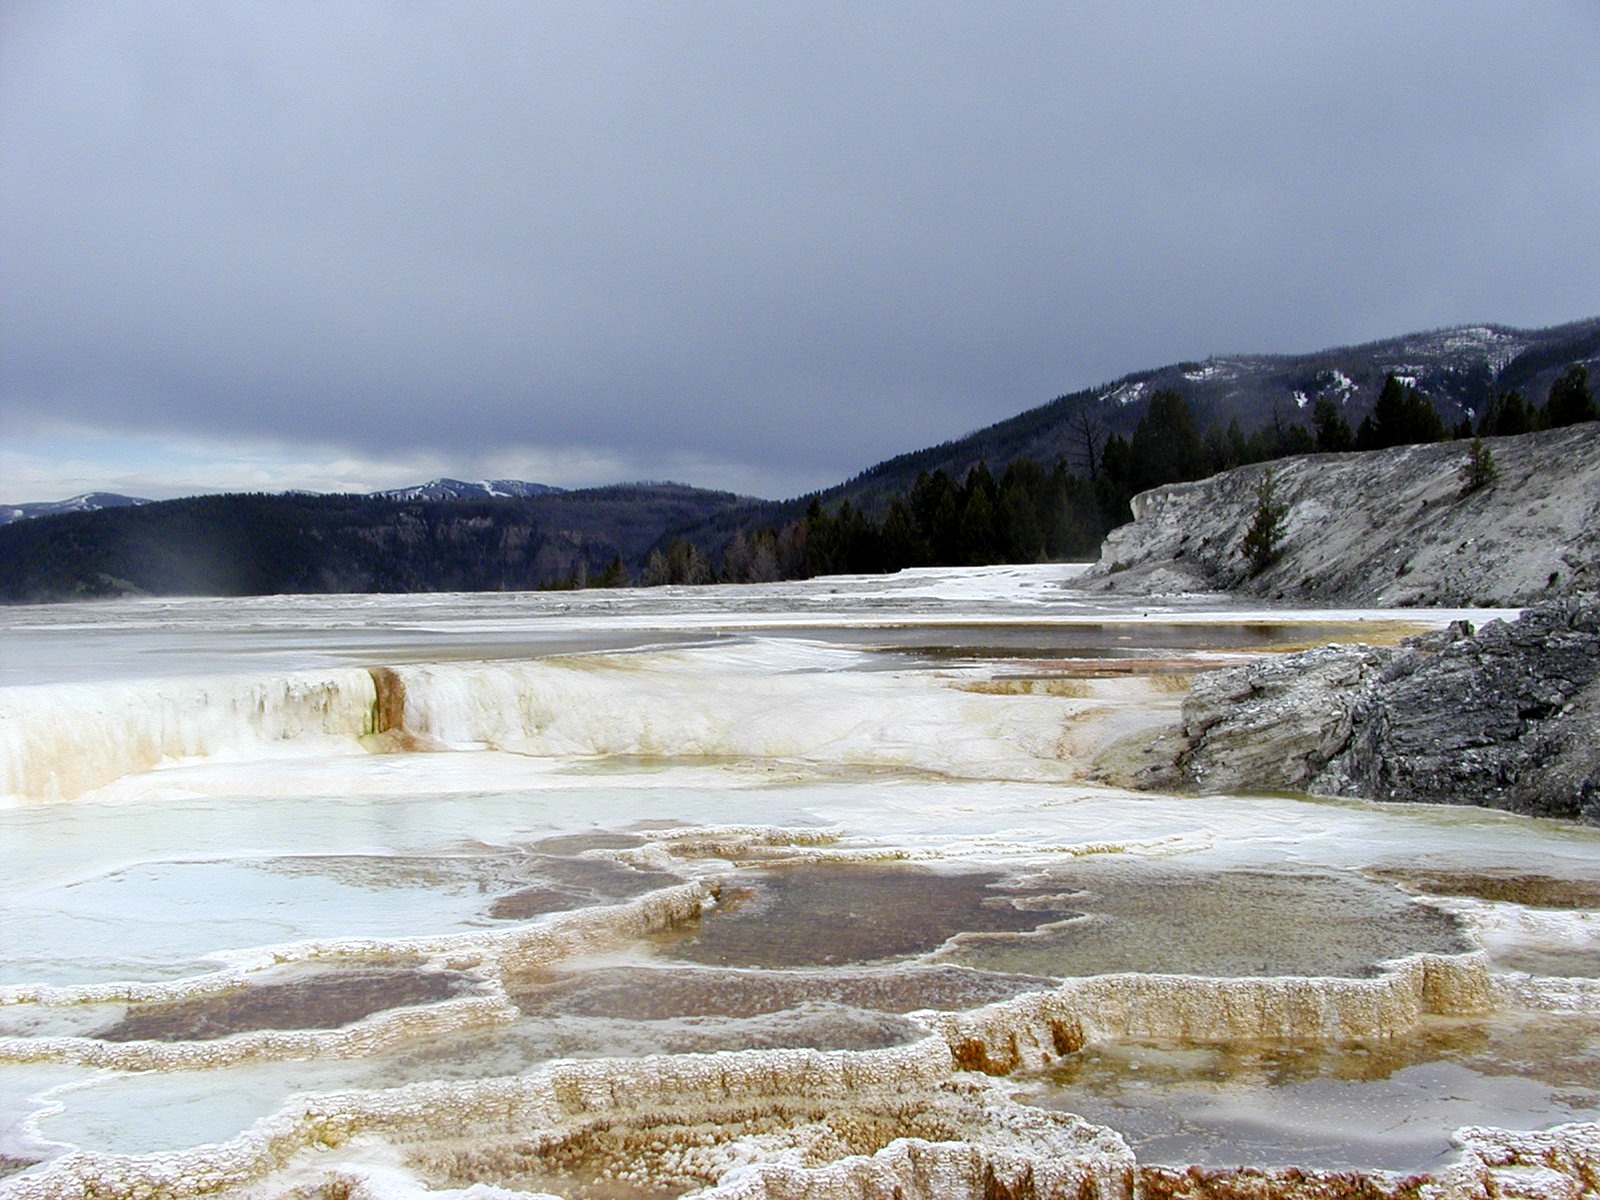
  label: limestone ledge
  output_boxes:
[0,884,712,1070]
[8,1036,1599,1200]
[1,1038,961,1200]
[1081,424,1600,607]
[0,992,515,1072]
[921,953,1493,1076]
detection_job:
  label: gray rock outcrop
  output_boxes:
[1081,424,1600,606]
[1125,598,1600,823]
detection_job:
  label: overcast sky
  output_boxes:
[3,2,1598,502]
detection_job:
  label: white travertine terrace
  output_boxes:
[5,1029,1600,1199]
[4,574,1600,1198]
[1,884,713,1070]
[0,670,379,802]
[925,953,1494,1074]
[0,650,1142,806]
[8,868,1600,1197]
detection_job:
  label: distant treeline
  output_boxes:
[620,365,1598,587]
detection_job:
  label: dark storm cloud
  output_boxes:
[3,2,1598,496]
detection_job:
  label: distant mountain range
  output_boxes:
[0,483,744,601]
[3,315,1597,600]
[0,492,151,526]
[0,478,566,526]
[370,478,566,503]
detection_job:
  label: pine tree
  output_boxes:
[880,499,926,570]
[1311,398,1354,452]
[1459,438,1497,495]
[1545,364,1598,427]
[1357,374,1447,450]
[1130,390,1207,491]
[958,486,999,565]
[1240,469,1287,575]
[1479,389,1531,436]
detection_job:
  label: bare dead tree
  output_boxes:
[1068,406,1108,480]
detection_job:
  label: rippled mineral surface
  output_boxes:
[3,566,1599,1199]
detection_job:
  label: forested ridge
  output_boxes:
[655,365,1597,587]
[2,323,1597,601]
[0,485,747,602]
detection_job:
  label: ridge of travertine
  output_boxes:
[9,1029,1598,1199]
[14,942,1600,1200]
[1081,423,1600,606]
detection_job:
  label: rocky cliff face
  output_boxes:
[1117,599,1600,823]
[1082,424,1600,606]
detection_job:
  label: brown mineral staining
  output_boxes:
[488,855,683,919]
[1138,1164,1431,1199]
[977,1160,1049,1200]
[656,863,1078,969]
[509,963,1056,1020]
[957,678,1094,696]
[525,853,682,898]
[413,1100,968,1200]
[642,860,1471,981]
[945,866,1472,979]
[530,832,650,854]
[1048,1018,1084,1055]
[1365,866,1600,910]
[367,666,409,737]
[488,886,590,919]
[952,1033,1022,1076]
[95,967,472,1042]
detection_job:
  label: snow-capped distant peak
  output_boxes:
[0,493,150,526]
[372,478,565,502]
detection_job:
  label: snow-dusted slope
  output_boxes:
[821,316,1600,514]
[0,492,149,526]
[370,477,564,502]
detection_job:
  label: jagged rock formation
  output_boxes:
[1082,424,1600,606]
[1117,599,1600,822]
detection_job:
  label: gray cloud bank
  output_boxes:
[3,2,1598,499]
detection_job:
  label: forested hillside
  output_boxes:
[677,361,1600,586]
[809,316,1600,517]
[4,318,1597,602]
[0,485,749,601]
